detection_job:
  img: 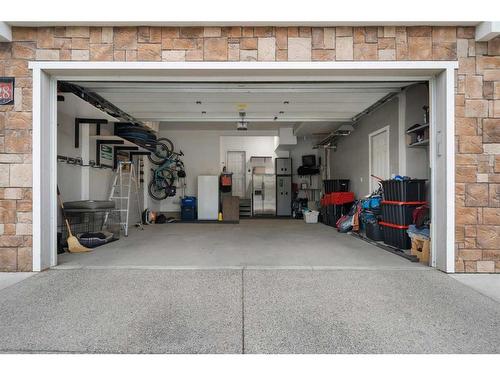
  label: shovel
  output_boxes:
[57,186,91,253]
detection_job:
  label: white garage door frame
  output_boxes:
[29,61,457,272]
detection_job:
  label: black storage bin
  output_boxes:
[326,203,350,227]
[319,207,327,224]
[323,179,350,193]
[380,223,411,249]
[381,202,423,226]
[365,221,384,241]
[381,179,426,202]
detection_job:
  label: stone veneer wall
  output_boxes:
[0,26,498,272]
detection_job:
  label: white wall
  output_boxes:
[220,135,277,198]
[57,113,116,203]
[157,129,279,212]
[57,111,83,202]
[57,100,145,227]
[157,130,221,211]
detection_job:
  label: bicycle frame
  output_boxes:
[152,154,184,187]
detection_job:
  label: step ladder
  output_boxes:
[104,161,143,236]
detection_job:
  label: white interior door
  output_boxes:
[226,151,246,198]
[369,126,390,194]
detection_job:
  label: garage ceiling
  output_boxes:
[70,81,413,135]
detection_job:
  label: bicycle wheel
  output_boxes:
[148,139,174,165]
[148,180,167,200]
[157,138,174,154]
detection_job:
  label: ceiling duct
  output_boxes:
[316,123,354,148]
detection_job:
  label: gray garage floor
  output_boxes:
[57,219,423,269]
[0,268,499,354]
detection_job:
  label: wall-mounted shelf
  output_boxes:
[91,135,151,169]
[406,123,429,148]
[408,139,429,147]
[91,135,151,153]
[406,123,429,134]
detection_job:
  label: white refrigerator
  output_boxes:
[197,175,219,220]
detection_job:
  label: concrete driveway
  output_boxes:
[0,268,499,353]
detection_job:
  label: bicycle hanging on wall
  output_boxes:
[148,139,186,200]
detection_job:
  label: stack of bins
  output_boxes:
[321,179,352,227]
[380,179,426,249]
[323,179,350,193]
[320,191,354,227]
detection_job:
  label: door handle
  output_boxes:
[436,130,443,157]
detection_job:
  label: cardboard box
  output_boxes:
[411,238,430,265]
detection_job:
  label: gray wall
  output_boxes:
[405,83,430,180]
[329,97,400,198]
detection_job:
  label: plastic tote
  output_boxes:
[381,179,426,202]
[304,210,319,223]
[381,200,426,226]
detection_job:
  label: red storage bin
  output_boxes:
[331,192,355,205]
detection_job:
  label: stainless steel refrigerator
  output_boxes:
[252,173,276,216]
[276,158,292,216]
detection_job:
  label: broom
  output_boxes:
[57,186,91,253]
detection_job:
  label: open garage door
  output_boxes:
[30,62,456,272]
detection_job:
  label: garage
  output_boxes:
[30,62,455,272]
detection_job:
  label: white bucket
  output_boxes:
[304,210,319,224]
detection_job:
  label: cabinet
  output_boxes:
[276,158,292,175]
[277,175,292,216]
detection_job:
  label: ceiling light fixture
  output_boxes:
[237,111,248,131]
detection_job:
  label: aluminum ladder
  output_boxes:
[104,161,143,236]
